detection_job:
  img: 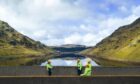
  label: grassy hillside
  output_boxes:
[0,20,54,66]
[82,18,140,66]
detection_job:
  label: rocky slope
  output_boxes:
[0,20,54,66]
[82,18,140,66]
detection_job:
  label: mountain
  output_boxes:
[81,18,140,66]
[59,44,86,48]
[0,20,54,66]
[51,44,90,53]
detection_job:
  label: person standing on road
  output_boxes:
[81,60,92,76]
[77,59,83,75]
[46,60,53,76]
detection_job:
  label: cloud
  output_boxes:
[0,0,140,46]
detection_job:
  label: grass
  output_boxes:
[0,20,55,66]
[0,45,43,57]
[0,43,53,66]
[81,20,140,66]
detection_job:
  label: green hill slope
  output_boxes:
[0,20,54,66]
[82,18,140,66]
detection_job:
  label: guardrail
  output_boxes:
[0,66,140,76]
[0,67,140,84]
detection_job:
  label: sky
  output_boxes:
[0,0,140,46]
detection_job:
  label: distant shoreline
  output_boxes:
[84,55,140,66]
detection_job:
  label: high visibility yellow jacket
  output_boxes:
[77,61,82,70]
[46,64,53,70]
[88,63,92,71]
[81,63,92,76]
[81,67,91,76]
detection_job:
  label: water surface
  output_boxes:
[41,53,98,66]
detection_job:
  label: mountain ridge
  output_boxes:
[51,44,90,53]
[81,17,140,66]
[0,20,54,66]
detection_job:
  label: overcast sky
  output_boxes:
[0,0,140,46]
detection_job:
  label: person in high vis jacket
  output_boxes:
[87,60,92,71]
[81,60,92,76]
[77,59,83,75]
[46,60,53,76]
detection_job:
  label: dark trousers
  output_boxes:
[48,68,52,76]
[77,68,82,75]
